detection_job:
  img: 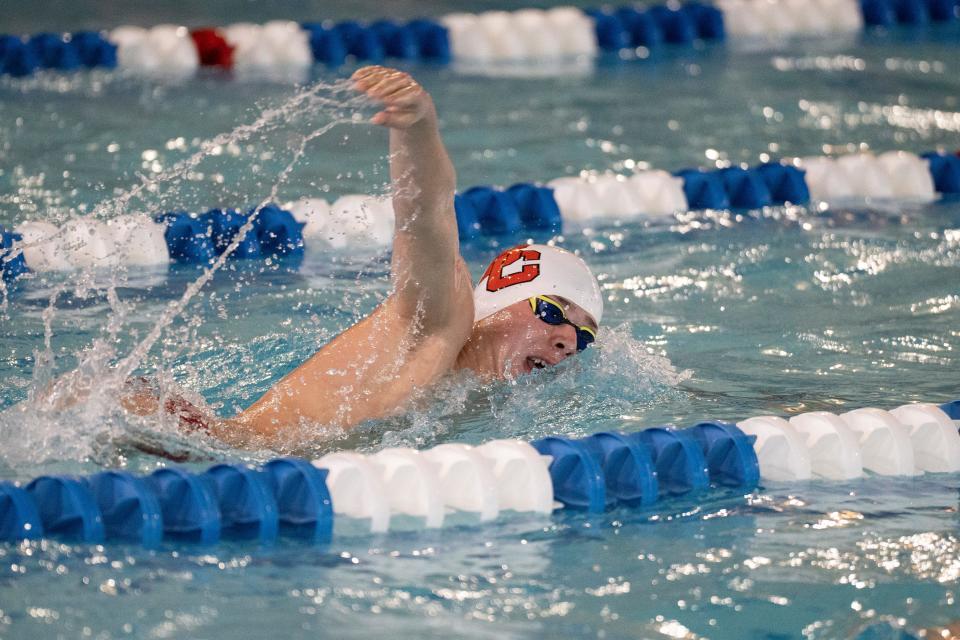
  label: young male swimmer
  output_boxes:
[130,65,603,449]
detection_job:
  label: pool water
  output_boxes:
[2,7,960,639]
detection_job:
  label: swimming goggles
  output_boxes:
[528,295,597,351]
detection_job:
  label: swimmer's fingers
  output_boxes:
[352,66,410,95]
[353,67,423,104]
[352,65,394,84]
[352,66,433,129]
[365,76,422,104]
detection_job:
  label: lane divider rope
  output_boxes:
[2,1,959,79]
[0,401,956,546]
[3,149,959,283]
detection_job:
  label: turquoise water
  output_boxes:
[2,13,960,640]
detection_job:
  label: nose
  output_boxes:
[551,323,578,357]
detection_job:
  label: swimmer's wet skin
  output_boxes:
[189,66,604,449]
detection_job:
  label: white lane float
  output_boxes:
[314,439,554,533]
[369,447,446,528]
[737,415,813,481]
[548,170,688,222]
[474,439,555,514]
[840,408,918,476]
[423,444,500,522]
[14,221,71,271]
[328,195,394,249]
[442,6,597,62]
[60,218,119,268]
[741,404,960,482]
[15,215,168,272]
[717,0,863,37]
[797,152,937,202]
[110,24,199,79]
[890,403,960,473]
[287,195,394,250]
[788,412,864,480]
[315,451,391,533]
[223,21,311,82]
[107,214,170,266]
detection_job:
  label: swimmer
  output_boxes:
[127,65,603,450]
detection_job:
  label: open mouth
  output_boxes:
[527,356,548,370]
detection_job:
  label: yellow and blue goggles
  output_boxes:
[528,295,597,352]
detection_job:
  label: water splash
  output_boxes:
[0,78,377,471]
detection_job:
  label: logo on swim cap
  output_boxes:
[473,244,603,325]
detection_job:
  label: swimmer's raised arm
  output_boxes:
[351,66,468,328]
[220,66,475,447]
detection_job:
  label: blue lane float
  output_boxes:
[27,33,82,71]
[687,422,760,488]
[147,468,222,544]
[87,471,164,547]
[1,32,117,77]
[532,422,759,513]
[456,182,563,241]
[532,436,608,511]
[755,162,812,204]
[588,3,725,52]
[25,475,105,543]
[0,458,336,546]
[861,0,960,26]
[942,401,960,419]
[460,187,524,236]
[204,464,279,543]
[0,37,40,77]
[922,152,960,194]
[71,31,118,68]
[633,428,711,496]
[300,18,450,66]
[676,169,732,210]
[581,432,659,507]
[676,162,811,210]
[717,167,774,209]
[506,184,564,233]
[0,226,29,283]
[207,208,263,259]
[263,458,333,543]
[300,23,348,67]
[0,483,43,541]
[156,212,218,265]
[155,205,305,266]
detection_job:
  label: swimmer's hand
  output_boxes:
[352,66,435,130]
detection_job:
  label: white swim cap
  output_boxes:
[473,244,603,325]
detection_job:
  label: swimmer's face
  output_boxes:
[483,296,598,378]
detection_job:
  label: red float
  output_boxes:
[190,28,234,69]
